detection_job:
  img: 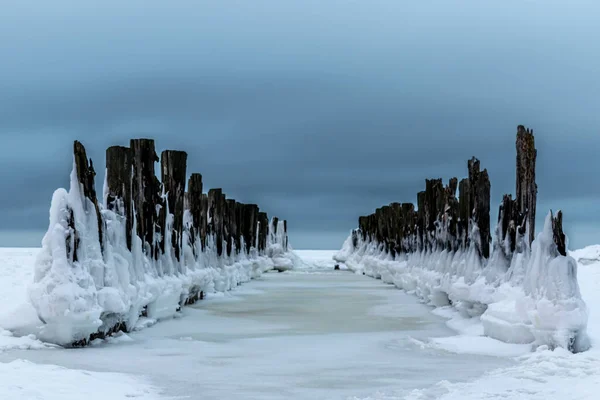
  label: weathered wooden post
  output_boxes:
[106,146,133,250]
[258,212,269,252]
[358,216,367,242]
[458,177,471,249]
[131,139,160,258]
[401,203,415,253]
[445,178,459,250]
[283,220,288,250]
[390,203,403,255]
[468,157,491,259]
[250,205,259,250]
[416,191,426,251]
[207,189,224,256]
[160,150,187,261]
[200,193,208,250]
[187,173,203,255]
[235,202,244,253]
[74,141,104,252]
[424,179,444,251]
[226,198,237,256]
[497,194,518,256]
[551,210,566,256]
[272,216,279,236]
[516,125,537,245]
[221,194,230,256]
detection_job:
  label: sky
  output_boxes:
[0,1,599,249]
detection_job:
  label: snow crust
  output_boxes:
[335,213,589,352]
[28,160,296,345]
[0,359,161,400]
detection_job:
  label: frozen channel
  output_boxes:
[0,254,512,399]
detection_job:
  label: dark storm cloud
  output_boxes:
[1,0,599,248]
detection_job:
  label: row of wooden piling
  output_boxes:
[74,139,287,263]
[68,139,288,345]
[352,126,565,260]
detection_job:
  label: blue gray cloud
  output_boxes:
[1,1,599,249]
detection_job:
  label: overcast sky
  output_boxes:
[1,1,599,249]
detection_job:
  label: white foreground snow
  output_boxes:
[0,360,161,400]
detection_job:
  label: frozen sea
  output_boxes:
[2,248,600,399]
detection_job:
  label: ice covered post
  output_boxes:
[258,212,269,252]
[424,178,444,252]
[516,125,537,246]
[468,157,491,259]
[160,150,187,261]
[444,178,459,251]
[242,204,258,253]
[207,188,224,256]
[187,173,203,255]
[74,141,104,254]
[497,125,538,259]
[131,139,160,259]
[106,146,133,250]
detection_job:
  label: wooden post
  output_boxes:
[131,139,160,258]
[283,219,288,250]
[369,214,376,243]
[498,194,518,255]
[458,177,471,248]
[516,125,537,245]
[187,173,203,255]
[106,146,133,250]
[468,157,491,259]
[425,179,444,251]
[401,203,415,253]
[200,193,208,250]
[221,194,230,256]
[207,189,224,256]
[250,205,259,250]
[235,202,244,253]
[243,204,258,252]
[74,141,104,252]
[417,191,426,251]
[391,203,403,255]
[358,216,368,242]
[226,199,237,256]
[551,210,566,256]
[258,212,269,252]
[445,178,459,251]
[160,150,187,261]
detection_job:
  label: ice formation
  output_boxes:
[29,141,294,345]
[336,213,589,352]
[335,126,589,352]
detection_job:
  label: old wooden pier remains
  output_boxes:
[351,125,563,261]
[65,139,289,345]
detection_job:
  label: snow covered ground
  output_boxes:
[1,247,600,399]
